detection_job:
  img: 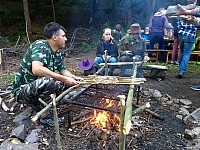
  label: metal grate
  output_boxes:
[62,84,129,113]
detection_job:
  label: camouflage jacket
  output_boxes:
[12,40,66,95]
[119,34,148,58]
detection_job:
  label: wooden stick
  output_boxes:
[72,110,93,121]
[99,61,142,66]
[76,120,91,136]
[32,84,81,122]
[133,104,164,120]
[118,95,126,150]
[71,116,93,126]
[132,102,151,116]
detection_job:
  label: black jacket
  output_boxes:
[96,38,118,57]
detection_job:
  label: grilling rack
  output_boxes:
[61,84,139,114]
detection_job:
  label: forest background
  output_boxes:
[0,0,200,46]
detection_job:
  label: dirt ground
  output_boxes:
[0,49,200,149]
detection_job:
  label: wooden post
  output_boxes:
[104,50,109,75]
[51,94,62,150]
[118,95,126,150]
[123,58,137,135]
[0,49,5,70]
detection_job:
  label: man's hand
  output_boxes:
[73,76,84,81]
[182,16,195,24]
[63,76,79,86]
[174,4,191,16]
[125,51,133,56]
[144,56,150,62]
[102,55,111,60]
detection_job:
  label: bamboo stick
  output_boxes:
[94,65,106,75]
[52,94,62,150]
[123,59,137,135]
[118,95,126,150]
[32,84,81,122]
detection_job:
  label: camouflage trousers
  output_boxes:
[14,77,68,111]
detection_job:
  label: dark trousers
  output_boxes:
[14,77,68,111]
[119,55,143,78]
[150,32,166,62]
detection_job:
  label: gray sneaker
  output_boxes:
[191,84,200,91]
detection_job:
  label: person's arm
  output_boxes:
[142,39,149,61]
[164,16,174,29]
[119,39,128,56]
[110,40,119,57]
[32,61,79,86]
[175,4,200,17]
[96,40,103,57]
[60,69,83,81]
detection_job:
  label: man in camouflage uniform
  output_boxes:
[119,23,149,77]
[12,22,83,126]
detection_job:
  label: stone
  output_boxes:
[191,108,200,122]
[0,139,39,150]
[13,107,33,127]
[179,99,192,106]
[25,129,41,143]
[179,107,190,116]
[176,115,183,120]
[11,124,26,141]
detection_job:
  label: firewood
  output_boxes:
[76,120,91,136]
[71,116,93,126]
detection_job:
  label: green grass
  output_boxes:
[144,62,200,74]
[2,74,15,81]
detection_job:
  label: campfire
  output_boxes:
[90,98,120,130]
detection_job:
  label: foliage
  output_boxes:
[55,0,90,14]
[2,74,15,82]
[79,41,96,53]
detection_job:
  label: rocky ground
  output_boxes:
[0,49,200,149]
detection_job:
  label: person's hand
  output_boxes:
[174,4,191,16]
[182,16,195,24]
[125,51,133,56]
[144,56,150,62]
[102,55,111,60]
[63,76,78,86]
[73,76,84,81]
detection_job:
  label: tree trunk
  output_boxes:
[147,0,156,25]
[51,0,56,22]
[23,0,33,42]
[127,0,132,27]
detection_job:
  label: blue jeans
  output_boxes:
[94,56,117,73]
[150,32,166,61]
[178,34,195,74]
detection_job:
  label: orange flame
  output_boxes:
[90,98,120,129]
